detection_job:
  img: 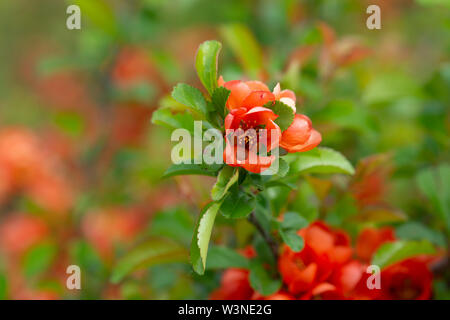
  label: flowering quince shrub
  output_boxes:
[212,223,439,300]
[1,1,448,301]
[152,40,353,275]
[148,41,447,300]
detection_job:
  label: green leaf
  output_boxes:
[110,238,188,283]
[162,163,222,178]
[264,101,295,131]
[171,83,208,116]
[281,212,309,230]
[279,229,304,252]
[416,165,450,232]
[195,40,222,95]
[53,112,85,138]
[70,240,106,276]
[211,87,231,116]
[266,185,291,215]
[289,147,355,175]
[151,208,194,244]
[220,24,263,78]
[22,242,57,279]
[190,202,222,274]
[262,157,290,177]
[372,240,436,270]
[151,108,195,133]
[206,246,249,269]
[249,260,282,296]
[396,222,446,248]
[278,212,307,252]
[416,0,450,8]
[211,166,239,201]
[0,273,7,299]
[220,189,256,219]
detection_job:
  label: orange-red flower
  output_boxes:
[300,282,346,300]
[278,222,352,295]
[82,207,146,259]
[261,292,296,300]
[219,77,321,171]
[223,107,281,173]
[377,257,433,300]
[349,257,435,300]
[350,154,392,207]
[218,77,296,111]
[280,114,322,153]
[356,227,396,263]
[331,260,370,299]
[210,268,254,300]
[112,47,160,89]
[0,214,49,256]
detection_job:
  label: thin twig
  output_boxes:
[248,211,279,260]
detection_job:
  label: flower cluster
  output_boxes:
[0,128,74,213]
[220,77,322,173]
[211,222,436,300]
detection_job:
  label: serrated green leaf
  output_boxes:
[289,147,355,175]
[264,101,294,131]
[110,238,188,283]
[249,260,282,296]
[220,189,256,219]
[195,41,222,95]
[190,202,222,274]
[171,83,208,116]
[211,166,239,201]
[206,246,249,269]
[162,163,222,178]
[372,240,436,270]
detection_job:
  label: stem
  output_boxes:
[248,212,279,260]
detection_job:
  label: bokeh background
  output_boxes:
[0,0,448,299]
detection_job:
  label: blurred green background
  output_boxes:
[0,0,448,299]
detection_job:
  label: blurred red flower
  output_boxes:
[0,128,75,214]
[356,227,396,263]
[377,257,433,300]
[112,47,160,89]
[82,207,147,259]
[350,154,392,207]
[0,214,48,256]
[210,268,254,300]
[279,222,352,295]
